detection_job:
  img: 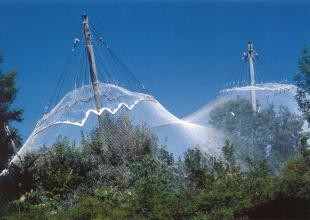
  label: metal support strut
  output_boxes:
[82,14,104,127]
[243,42,258,112]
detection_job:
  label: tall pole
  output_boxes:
[82,14,104,127]
[245,42,257,112]
[4,124,22,162]
[4,125,17,153]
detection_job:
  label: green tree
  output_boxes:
[209,98,304,172]
[0,52,23,171]
[129,155,184,219]
[184,148,209,188]
[222,140,238,173]
[281,134,310,200]
[31,138,84,195]
[295,43,310,124]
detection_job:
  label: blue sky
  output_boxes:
[0,0,310,140]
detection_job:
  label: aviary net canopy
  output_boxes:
[14,83,156,162]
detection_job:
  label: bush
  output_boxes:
[1,115,310,219]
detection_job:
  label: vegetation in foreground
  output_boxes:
[1,44,310,219]
[0,114,310,219]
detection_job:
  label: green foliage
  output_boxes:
[0,115,167,219]
[295,43,310,123]
[222,140,238,173]
[3,42,310,219]
[32,138,85,195]
[281,134,310,200]
[0,153,36,203]
[58,195,128,219]
[0,52,23,170]
[1,113,310,219]
[128,155,184,219]
[2,189,58,220]
[184,148,209,189]
[209,98,304,172]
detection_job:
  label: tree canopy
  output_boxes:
[209,98,304,172]
[295,43,310,124]
[1,114,310,219]
[0,51,23,171]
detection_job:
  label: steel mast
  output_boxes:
[243,42,258,112]
[82,14,104,126]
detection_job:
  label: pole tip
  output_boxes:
[82,13,88,20]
